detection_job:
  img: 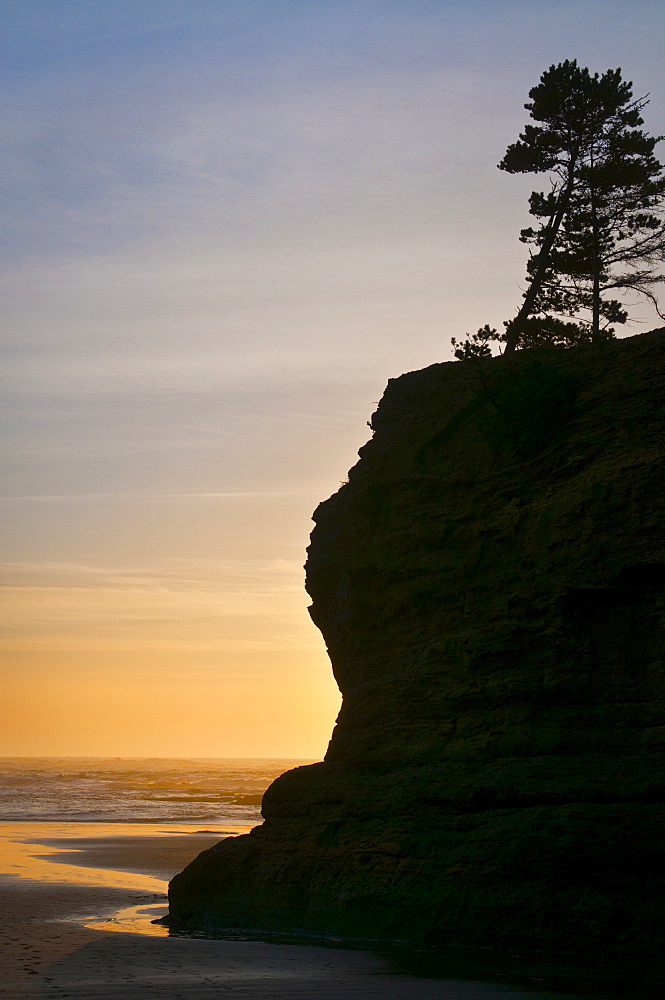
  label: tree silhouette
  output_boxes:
[500,60,665,352]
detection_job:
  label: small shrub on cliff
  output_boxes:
[451,325,504,360]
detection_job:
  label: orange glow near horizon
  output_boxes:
[0,514,342,758]
[1,652,340,758]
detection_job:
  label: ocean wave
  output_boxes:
[0,757,313,823]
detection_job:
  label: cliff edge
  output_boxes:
[168,331,665,961]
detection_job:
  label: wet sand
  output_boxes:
[0,823,646,999]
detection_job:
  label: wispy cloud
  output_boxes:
[0,553,314,658]
[0,491,303,502]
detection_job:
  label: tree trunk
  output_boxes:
[505,154,578,354]
[592,263,601,340]
[590,184,601,341]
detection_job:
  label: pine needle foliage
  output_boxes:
[499,61,665,352]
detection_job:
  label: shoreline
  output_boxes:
[0,822,655,999]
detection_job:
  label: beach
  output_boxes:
[0,821,622,1000]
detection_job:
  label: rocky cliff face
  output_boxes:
[168,331,665,961]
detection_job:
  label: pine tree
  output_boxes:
[500,61,665,353]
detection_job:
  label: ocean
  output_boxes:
[0,757,312,825]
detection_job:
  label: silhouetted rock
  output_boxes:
[168,330,665,962]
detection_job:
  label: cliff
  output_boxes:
[168,330,665,962]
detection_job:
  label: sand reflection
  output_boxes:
[85,901,170,936]
[0,821,249,928]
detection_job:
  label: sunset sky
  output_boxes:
[2,0,664,757]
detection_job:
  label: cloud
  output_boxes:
[0,492,301,503]
[0,551,320,665]
[1,554,305,584]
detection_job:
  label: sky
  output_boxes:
[1,0,664,758]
